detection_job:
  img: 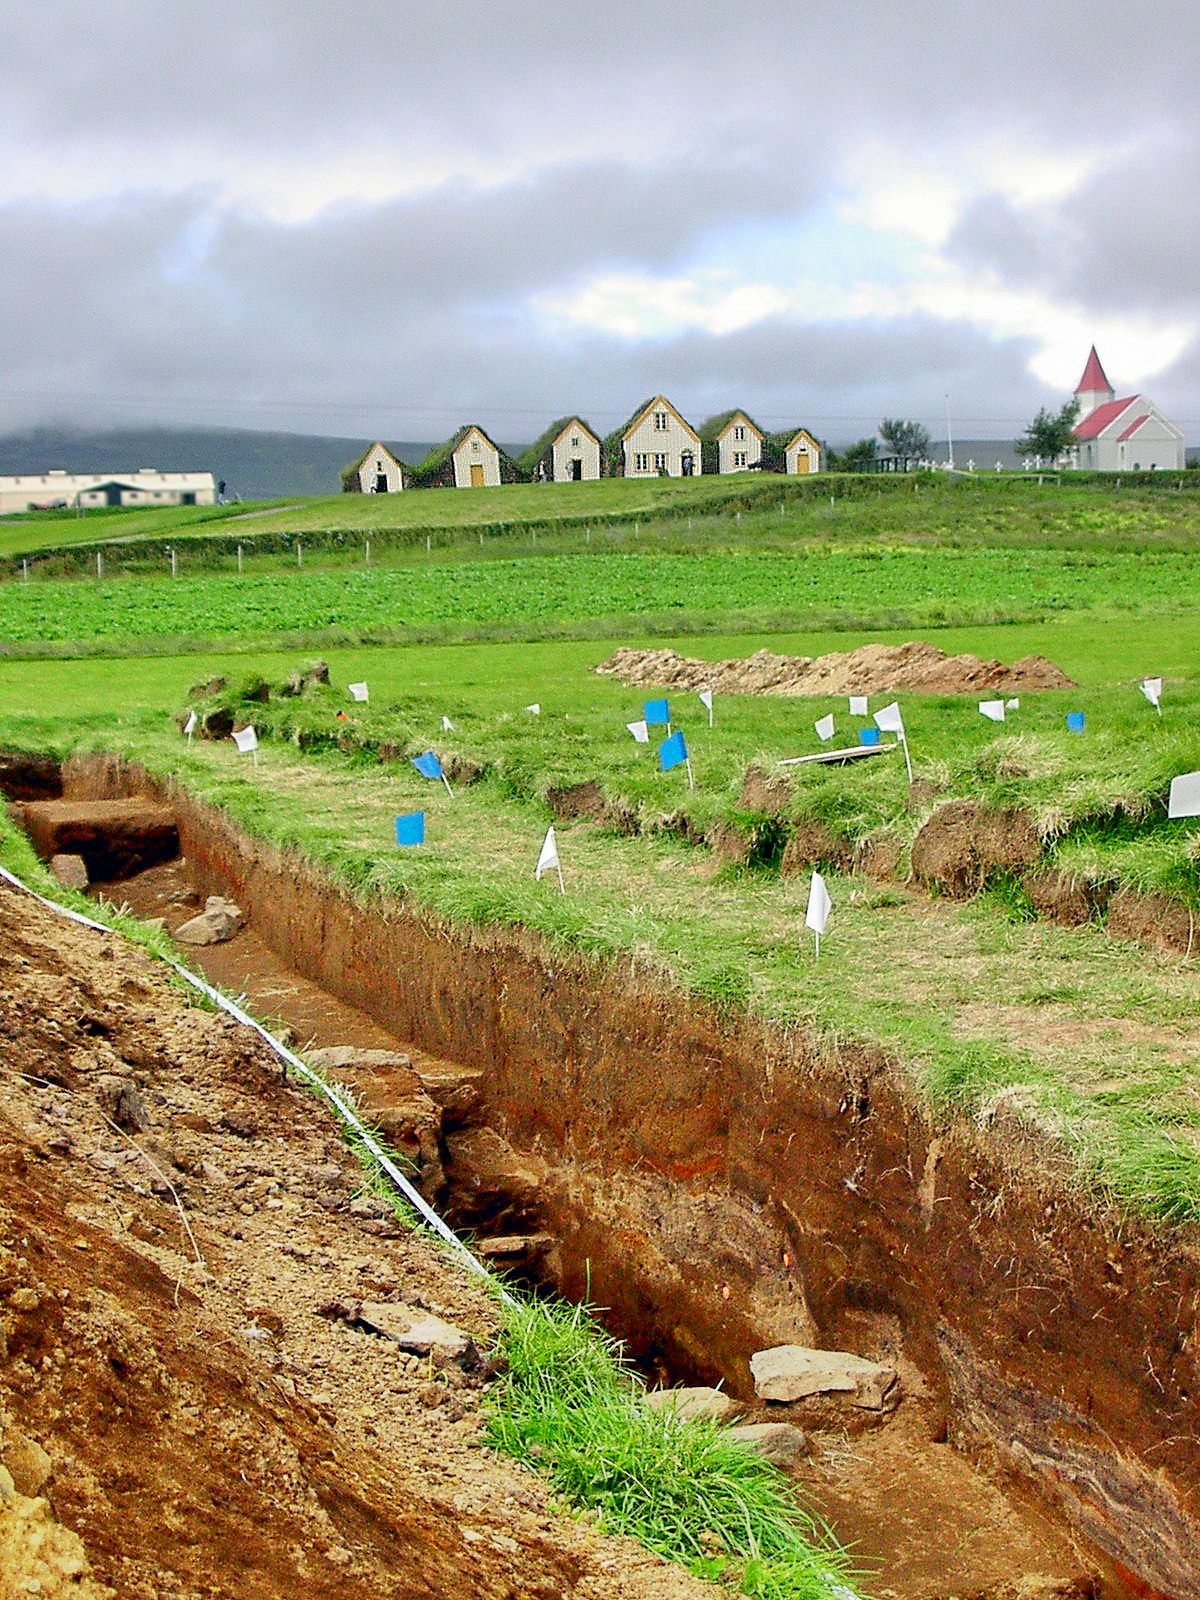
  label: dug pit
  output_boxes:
[5,751,1199,1600]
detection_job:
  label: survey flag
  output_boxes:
[849,695,868,716]
[1140,677,1163,712]
[183,710,197,738]
[627,720,649,744]
[805,871,832,957]
[231,725,257,754]
[535,825,565,892]
[1168,771,1200,819]
[815,714,835,742]
[1005,698,1020,710]
[411,750,443,779]
[525,703,541,715]
[394,811,425,846]
[979,700,1005,722]
[441,715,455,732]
[1066,711,1085,734]
[698,688,714,726]
[874,702,904,734]
[644,698,670,726]
[348,682,369,702]
[860,727,881,747]
[659,730,688,771]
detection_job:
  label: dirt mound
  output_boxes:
[0,879,709,1600]
[594,643,1074,698]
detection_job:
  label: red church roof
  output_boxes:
[1073,395,1139,439]
[1074,345,1113,395]
[1117,412,1151,441]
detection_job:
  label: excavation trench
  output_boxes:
[6,751,1200,1600]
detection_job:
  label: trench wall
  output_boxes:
[61,755,1200,1598]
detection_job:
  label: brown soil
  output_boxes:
[41,752,1200,1600]
[910,800,1043,896]
[0,879,714,1600]
[594,643,1075,698]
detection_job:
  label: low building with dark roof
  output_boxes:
[698,410,764,474]
[603,396,701,478]
[518,417,602,482]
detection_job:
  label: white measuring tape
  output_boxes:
[0,861,511,1303]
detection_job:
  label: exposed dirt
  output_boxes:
[910,800,1044,896]
[0,878,716,1600]
[593,644,1075,698]
[41,753,1200,1600]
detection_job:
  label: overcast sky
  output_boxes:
[3,0,1198,445]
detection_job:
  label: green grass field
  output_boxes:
[1,476,1198,1226]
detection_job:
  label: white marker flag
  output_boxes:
[534,825,564,893]
[1005,697,1020,710]
[805,870,832,957]
[525,703,541,715]
[1168,771,1200,819]
[441,715,455,732]
[1141,677,1163,713]
[873,701,912,781]
[627,720,649,744]
[848,695,868,716]
[815,714,835,742]
[978,699,1006,722]
[183,710,197,738]
[232,725,257,753]
[698,688,714,726]
[348,682,369,703]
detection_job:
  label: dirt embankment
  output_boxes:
[45,752,1200,1600]
[0,878,710,1600]
[594,642,1075,697]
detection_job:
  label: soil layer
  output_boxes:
[51,752,1200,1600]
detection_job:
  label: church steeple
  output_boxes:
[1074,345,1115,417]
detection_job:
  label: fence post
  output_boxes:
[171,547,178,577]
[365,539,371,564]
[96,550,103,580]
[296,541,302,567]
[426,534,431,553]
[22,558,29,583]
[237,544,243,574]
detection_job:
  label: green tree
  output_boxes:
[832,437,877,472]
[878,418,931,459]
[1015,399,1080,464]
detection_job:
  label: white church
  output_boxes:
[1068,347,1185,471]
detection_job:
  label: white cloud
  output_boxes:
[535,273,794,340]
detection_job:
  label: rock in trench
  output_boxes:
[49,853,89,891]
[354,1304,472,1359]
[644,1386,741,1424]
[174,895,244,945]
[749,1344,899,1411]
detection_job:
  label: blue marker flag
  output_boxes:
[644,698,670,726]
[659,730,688,771]
[1066,711,1085,733]
[411,750,444,779]
[395,811,425,846]
[859,727,881,746]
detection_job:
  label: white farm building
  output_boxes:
[0,467,215,515]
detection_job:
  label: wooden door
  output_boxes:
[470,463,484,487]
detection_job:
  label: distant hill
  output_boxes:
[0,426,440,501]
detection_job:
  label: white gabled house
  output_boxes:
[452,425,503,488]
[608,396,701,478]
[520,416,602,482]
[341,441,405,494]
[699,410,764,473]
[784,428,823,475]
[1068,347,1186,472]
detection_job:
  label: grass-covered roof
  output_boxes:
[516,416,599,475]
[697,409,765,442]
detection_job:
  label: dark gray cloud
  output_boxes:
[2,1,1198,440]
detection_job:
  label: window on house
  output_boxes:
[653,453,667,471]
[653,411,668,431]
[635,452,649,471]
[472,440,480,452]
[734,425,745,440]
[734,451,747,467]
[571,436,580,447]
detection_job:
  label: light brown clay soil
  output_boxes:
[0,878,715,1600]
[593,643,1075,698]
